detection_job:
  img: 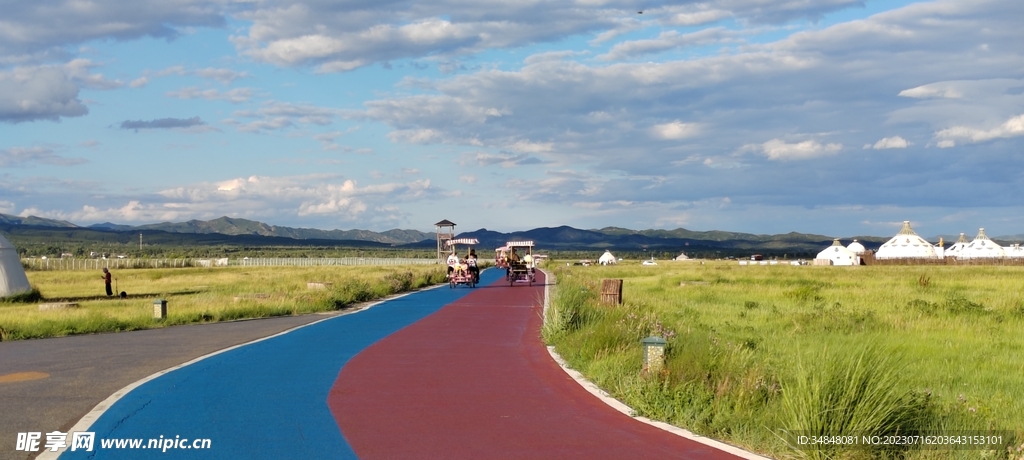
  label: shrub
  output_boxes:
[779,342,929,459]
[0,288,43,304]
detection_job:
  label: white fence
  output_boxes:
[22,257,439,270]
[236,257,438,267]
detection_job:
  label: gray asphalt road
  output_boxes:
[0,313,345,460]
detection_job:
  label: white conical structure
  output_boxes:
[815,239,859,266]
[959,228,1006,259]
[598,250,617,265]
[0,234,32,297]
[945,233,970,258]
[875,221,938,259]
[1005,243,1024,259]
[846,239,866,255]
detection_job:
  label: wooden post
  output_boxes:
[601,279,623,305]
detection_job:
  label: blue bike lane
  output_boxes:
[60,269,504,459]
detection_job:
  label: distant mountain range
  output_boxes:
[4,212,1021,255]
[0,212,875,255]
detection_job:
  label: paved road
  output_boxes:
[0,313,349,459]
[331,271,738,459]
[5,269,754,459]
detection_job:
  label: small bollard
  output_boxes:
[153,299,167,319]
[641,336,667,373]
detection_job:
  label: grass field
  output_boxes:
[0,265,447,341]
[543,261,1024,460]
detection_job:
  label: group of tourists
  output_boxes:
[447,249,480,282]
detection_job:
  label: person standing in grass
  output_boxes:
[101,267,113,296]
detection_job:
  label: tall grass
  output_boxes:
[0,265,447,341]
[544,262,1024,459]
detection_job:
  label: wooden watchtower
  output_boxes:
[436,219,456,262]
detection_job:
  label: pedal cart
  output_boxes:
[445,238,480,288]
[504,240,535,286]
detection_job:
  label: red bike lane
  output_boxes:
[328,271,743,459]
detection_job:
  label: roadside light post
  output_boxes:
[153,299,167,319]
[641,336,667,373]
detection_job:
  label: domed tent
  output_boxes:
[1005,244,1024,259]
[598,250,617,265]
[875,221,938,260]
[945,233,970,259]
[959,228,1006,259]
[0,234,32,298]
[815,239,858,266]
[846,239,866,255]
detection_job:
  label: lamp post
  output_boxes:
[641,336,667,373]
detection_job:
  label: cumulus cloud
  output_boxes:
[935,114,1024,144]
[756,139,842,160]
[230,0,862,72]
[867,136,910,149]
[119,116,206,131]
[650,121,700,140]
[0,66,87,123]
[0,0,225,58]
[0,146,87,167]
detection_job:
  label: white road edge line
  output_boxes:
[540,269,774,460]
[40,284,442,459]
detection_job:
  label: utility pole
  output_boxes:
[140,233,143,251]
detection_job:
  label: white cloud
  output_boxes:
[599,28,741,61]
[869,136,909,149]
[935,114,1024,143]
[231,0,862,72]
[898,84,962,99]
[936,139,956,148]
[757,139,842,161]
[167,87,253,103]
[0,66,87,123]
[0,1,225,58]
[227,101,339,132]
[650,121,699,140]
[0,146,86,167]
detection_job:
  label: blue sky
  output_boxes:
[2,0,1023,237]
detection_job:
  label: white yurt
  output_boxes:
[0,234,32,297]
[875,221,939,260]
[815,239,859,266]
[598,250,617,265]
[945,233,970,258]
[846,239,866,255]
[1004,244,1024,259]
[958,228,1006,259]
[674,252,690,261]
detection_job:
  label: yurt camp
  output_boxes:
[875,221,939,260]
[958,228,1006,260]
[815,239,859,266]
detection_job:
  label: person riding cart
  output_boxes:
[504,241,535,286]
[445,238,481,288]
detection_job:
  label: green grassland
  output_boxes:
[544,261,1024,459]
[0,265,447,341]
